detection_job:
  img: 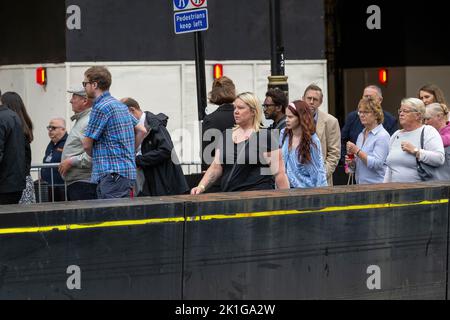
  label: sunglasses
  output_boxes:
[47,126,63,131]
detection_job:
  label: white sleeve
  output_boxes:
[419,125,445,166]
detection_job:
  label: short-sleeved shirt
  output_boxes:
[84,92,138,183]
[217,129,278,192]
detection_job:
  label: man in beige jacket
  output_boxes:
[303,84,341,186]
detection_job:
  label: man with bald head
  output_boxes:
[341,85,398,161]
[42,117,68,201]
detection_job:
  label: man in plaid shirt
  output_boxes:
[82,66,147,199]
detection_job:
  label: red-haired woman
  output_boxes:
[280,100,327,188]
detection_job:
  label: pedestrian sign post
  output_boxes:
[172,0,208,123]
[174,8,208,34]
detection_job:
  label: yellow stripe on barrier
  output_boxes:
[193,199,449,221]
[0,199,447,235]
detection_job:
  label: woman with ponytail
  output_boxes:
[280,100,327,188]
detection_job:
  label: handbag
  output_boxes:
[416,127,435,181]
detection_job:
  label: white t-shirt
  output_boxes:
[385,125,445,183]
[136,112,146,156]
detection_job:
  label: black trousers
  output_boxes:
[0,191,23,205]
[67,182,98,201]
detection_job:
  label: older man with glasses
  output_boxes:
[42,117,68,201]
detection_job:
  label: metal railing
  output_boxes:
[30,162,203,203]
[180,162,202,175]
[31,163,68,203]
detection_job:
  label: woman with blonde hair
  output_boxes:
[384,98,444,182]
[346,98,390,184]
[192,92,289,194]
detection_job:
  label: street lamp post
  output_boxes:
[268,0,289,99]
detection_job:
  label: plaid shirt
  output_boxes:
[85,92,138,183]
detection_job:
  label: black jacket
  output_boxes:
[0,105,26,193]
[136,112,189,196]
[201,103,235,170]
[42,132,68,186]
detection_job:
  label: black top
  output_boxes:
[201,103,236,171]
[0,105,26,193]
[25,140,31,176]
[217,129,278,192]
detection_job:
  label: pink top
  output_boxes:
[439,122,450,147]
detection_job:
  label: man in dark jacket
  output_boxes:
[0,96,26,204]
[42,117,68,201]
[123,98,189,196]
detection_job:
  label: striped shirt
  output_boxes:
[85,92,138,183]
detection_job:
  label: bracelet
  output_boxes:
[198,184,206,191]
[356,149,362,157]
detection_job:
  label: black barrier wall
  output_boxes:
[0,199,185,299]
[0,183,449,300]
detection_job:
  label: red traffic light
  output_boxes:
[36,67,47,86]
[378,68,388,85]
[213,64,223,80]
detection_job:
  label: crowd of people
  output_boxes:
[1,65,450,205]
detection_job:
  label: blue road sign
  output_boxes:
[173,0,189,11]
[173,0,207,12]
[174,8,208,34]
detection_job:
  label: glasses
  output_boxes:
[357,110,372,116]
[47,126,63,131]
[262,103,277,109]
[82,81,93,88]
[398,108,417,115]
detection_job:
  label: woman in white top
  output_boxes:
[384,98,445,183]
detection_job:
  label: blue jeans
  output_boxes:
[97,173,133,199]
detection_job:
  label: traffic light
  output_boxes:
[213,64,223,80]
[36,67,47,86]
[378,68,388,86]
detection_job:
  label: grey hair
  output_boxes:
[50,117,67,128]
[426,102,449,117]
[365,85,383,99]
[401,98,426,120]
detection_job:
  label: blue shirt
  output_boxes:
[341,110,397,161]
[84,92,138,183]
[355,124,390,184]
[280,129,328,188]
